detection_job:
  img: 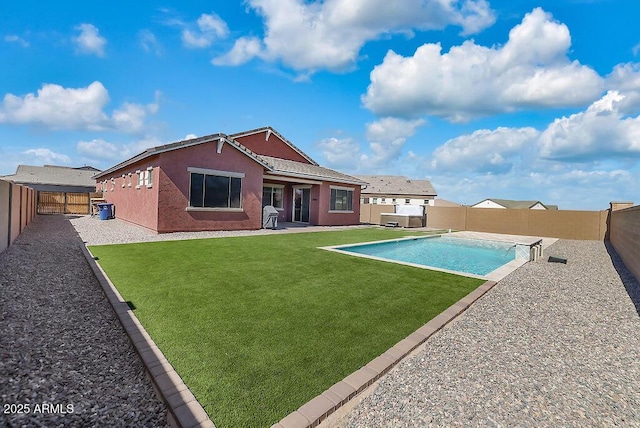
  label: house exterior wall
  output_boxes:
[156,141,264,232]
[263,180,295,223]
[316,182,361,226]
[99,157,160,231]
[609,204,640,282]
[234,131,311,164]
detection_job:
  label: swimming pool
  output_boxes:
[326,235,520,277]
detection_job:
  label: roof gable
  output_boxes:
[229,127,318,166]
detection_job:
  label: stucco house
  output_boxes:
[472,199,559,210]
[356,175,437,206]
[93,127,367,233]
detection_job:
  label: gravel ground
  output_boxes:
[0,215,169,427]
[69,214,370,246]
[341,239,640,427]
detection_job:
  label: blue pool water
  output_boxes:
[337,236,516,276]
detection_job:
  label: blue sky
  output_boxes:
[1,0,639,210]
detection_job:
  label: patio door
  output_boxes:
[293,187,310,223]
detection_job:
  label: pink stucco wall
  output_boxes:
[234,131,311,164]
[156,141,264,232]
[317,182,362,226]
[99,156,160,231]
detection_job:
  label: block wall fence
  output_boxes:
[609,203,640,283]
[0,179,37,255]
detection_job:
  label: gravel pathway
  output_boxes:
[69,215,372,246]
[0,215,169,427]
[340,240,640,427]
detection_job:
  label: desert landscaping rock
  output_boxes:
[341,239,640,427]
[0,215,169,427]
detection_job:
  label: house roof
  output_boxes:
[356,175,437,197]
[259,155,367,185]
[229,126,318,166]
[1,165,99,187]
[474,198,559,210]
[93,129,366,186]
[433,198,462,207]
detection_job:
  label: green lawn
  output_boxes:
[90,228,483,427]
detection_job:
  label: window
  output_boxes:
[110,178,115,191]
[423,199,429,205]
[372,197,377,205]
[392,198,396,203]
[405,198,410,204]
[128,173,132,187]
[146,167,153,188]
[122,174,126,188]
[330,186,354,212]
[262,185,284,209]
[381,198,386,203]
[188,168,243,209]
[136,170,144,188]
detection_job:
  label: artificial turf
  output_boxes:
[89,228,484,427]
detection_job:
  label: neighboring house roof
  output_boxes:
[356,175,437,197]
[260,155,367,185]
[93,129,366,186]
[229,126,318,166]
[1,165,99,187]
[433,198,462,207]
[473,198,559,210]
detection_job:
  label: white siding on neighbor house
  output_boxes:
[530,202,546,210]
[472,200,506,209]
[361,196,434,206]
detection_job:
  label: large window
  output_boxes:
[188,168,243,209]
[330,186,354,212]
[262,185,284,209]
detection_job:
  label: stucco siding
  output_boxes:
[156,141,263,232]
[234,131,311,164]
[317,182,361,226]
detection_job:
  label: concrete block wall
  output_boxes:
[609,203,640,283]
[0,179,37,255]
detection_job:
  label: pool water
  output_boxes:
[337,236,516,276]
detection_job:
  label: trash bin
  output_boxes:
[97,203,114,220]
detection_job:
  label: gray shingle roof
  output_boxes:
[259,155,367,185]
[1,165,98,187]
[356,175,437,197]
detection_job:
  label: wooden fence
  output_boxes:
[37,191,92,215]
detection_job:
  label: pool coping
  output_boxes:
[81,245,215,428]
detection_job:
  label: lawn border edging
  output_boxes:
[80,244,215,428]
[272,279,498,428]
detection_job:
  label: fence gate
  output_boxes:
[38,192,90,215]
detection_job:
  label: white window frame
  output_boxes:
[136,170,143,189]
[329,185,354,213]
[146,167,153,188]
[121,174,126,188]
[263,184,285,210]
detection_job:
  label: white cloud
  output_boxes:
[4,35,29,47]
[0,82,159,133]
[633,42,640,56]
[317,137,362,168]
[430,127,540,173]
[182,12,229,49]
[212,37,263,66]
[77,139,121,161]
[139,30,163,56]
[362,7,603,121]
[216,0,495,72]
[538,91,640,161]
[73,23,107,57]
[606,63,640,114]
[22,148,71,165]
[363,117,426,166]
